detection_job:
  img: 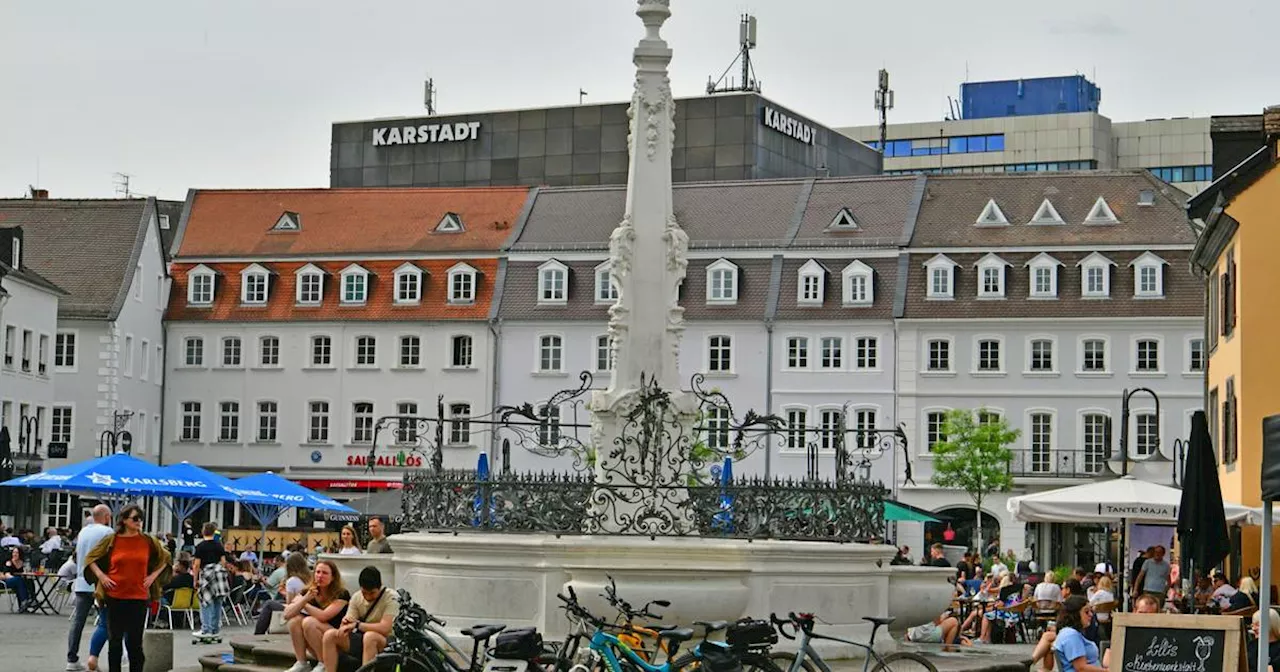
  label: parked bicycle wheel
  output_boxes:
[766,651,816,672]
[870,651,937,672]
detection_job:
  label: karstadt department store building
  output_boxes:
[330,92,880,188]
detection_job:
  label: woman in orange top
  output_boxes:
[84,505,171,672]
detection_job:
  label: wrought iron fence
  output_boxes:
[1006,449,1106,478]
[403,469,888,542]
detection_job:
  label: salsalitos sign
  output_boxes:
[762,107,814,145]
[1112,613,1244,672]
[372,121,481,146]
[346,452,424,468]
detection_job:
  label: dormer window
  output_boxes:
[1028,198,1064,225]
[187,265,216,306]
[11,237,20,268]
[827,207,859,231]
[448,262,477,304]
[394,262,424,304]
[340,264,370,304]
[924,254,957,299]
[1025,253,1062,298]
[436,212,464,233]
[975,199,1009,227]
[1131,252,1167,298]
[594,261,618,304]
[538,260,568,304]
[295,264,325,305]
[797,260,826,305]
[975,254,1009,298]
[706,259,738,305]
[240,264,271,304]
[1084,196,1119,224]
[1078,252,1116,298]
[272,211,301,231]
[841,260,874,306]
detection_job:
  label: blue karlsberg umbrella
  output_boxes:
[155,462,277,530]
[0,453,217,498]
[230,472,358,560]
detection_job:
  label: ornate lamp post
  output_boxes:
[98,410,135,457]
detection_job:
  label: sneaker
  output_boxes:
[313,664,327,672]
[66,663,87,672]
[284,663,311,672]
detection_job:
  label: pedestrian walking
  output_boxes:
[192,522,230,639]
[84,505,172,672]
[65,504,113,672]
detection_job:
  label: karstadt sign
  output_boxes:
[373,121,481,146]
[762,107,814,145]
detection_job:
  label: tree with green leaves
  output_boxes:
[930,408,1021,554]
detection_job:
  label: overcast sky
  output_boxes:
[2,0,1276,200]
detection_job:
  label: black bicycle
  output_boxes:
[765,613,936,672]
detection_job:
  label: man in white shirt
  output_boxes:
[40,527,64,555]
[0,529,19,548]
[1210,575,1239,610]
[65,505,113,672]
[989,553,1009,579]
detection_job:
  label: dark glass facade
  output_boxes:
[330,93,880,188]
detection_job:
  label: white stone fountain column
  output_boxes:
[587,0,700,535]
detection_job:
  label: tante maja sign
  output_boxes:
[372,121,481,146]
[762,106,815,145]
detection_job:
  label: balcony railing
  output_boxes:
[1007,449,1106,478]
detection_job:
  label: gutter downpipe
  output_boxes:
[764,319,774,480]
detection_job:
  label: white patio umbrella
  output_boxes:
[1007,475,1253,523]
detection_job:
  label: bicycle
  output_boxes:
[601,575,675,662]
[766,613,936,672]
[557,586,703,672]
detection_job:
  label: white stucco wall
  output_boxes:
[0,274,60,446]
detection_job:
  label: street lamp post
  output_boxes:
[98,410,135,457]
[1119,387,1161,477]
[14,413,44,530]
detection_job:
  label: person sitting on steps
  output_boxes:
[321,566,399,671]
[283,560,350,672]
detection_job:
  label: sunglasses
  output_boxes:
[126,515,144,522]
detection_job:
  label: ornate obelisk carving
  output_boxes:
[587,0,698,535]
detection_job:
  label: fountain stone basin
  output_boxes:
[385,531,899,658]
[885,565,958,632]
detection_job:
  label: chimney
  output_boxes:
[1265,105,1280,155]
[28,187,48,200]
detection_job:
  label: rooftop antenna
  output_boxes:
[113,172,131,199]
[424,77,437,115]
[579,89,588,105]
[706,14,761,95]
[874,69,894,154]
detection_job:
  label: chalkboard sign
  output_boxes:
[1111,614,1244,672]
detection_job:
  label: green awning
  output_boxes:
[885,501,940,522]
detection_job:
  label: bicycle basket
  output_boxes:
[726,618,776,650]
[494,627,543,660]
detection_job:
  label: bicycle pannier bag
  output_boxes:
[726,618,777,649]
[700,643,744,672]
[494,627,543,659]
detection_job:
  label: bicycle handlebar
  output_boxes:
[769,613,797,640]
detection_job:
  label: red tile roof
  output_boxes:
[165,259,497,322]
[176,187,531,258]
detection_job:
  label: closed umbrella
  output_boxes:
[1177,411,1230,591]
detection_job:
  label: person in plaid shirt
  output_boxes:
[192,523,230,639]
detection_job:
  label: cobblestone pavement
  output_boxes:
[0,610,251,672]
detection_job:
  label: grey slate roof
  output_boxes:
[512,180,808,250]
[0,199,154,319]
[773,257,898,321]
[790,176,919,248]
[900,249,1203,320]
[0,258,67,296]
[156,199,185,258]
[910,172,1194,247]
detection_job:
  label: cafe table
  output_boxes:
[19,572,63,615]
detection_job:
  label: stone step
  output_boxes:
[198,653,232,672]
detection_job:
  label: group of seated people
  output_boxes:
[278,562,398,672]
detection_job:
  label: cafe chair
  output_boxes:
[1092,600,1119,640]
[0,582,17,613]
[161,587,200,631]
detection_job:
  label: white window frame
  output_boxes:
[220,336,242,368]
[797,259,826,306]
[218,400,241,444]
[849,406,880,451]
[1025,409,1056,474]
[705,259,739,305]
[1028,198,1064,225]
[975,253,1009,299]
[819,335,844,370]
[255,400,278,444]
[351,401,375,445]
[50,405,74,447]
[187,265,216,306]
[782,406,810,453]
[704,405,733,451]
[922,407,952,453]
[537,334,564,373]
[448,262,478,304]
[398,334,422,369]
[179,401,202,442]
[706,334,734,374]
[813,406,843,453]
[134,263,144,301]
[1084,196,1119,224]
[594,262,619,304]
[258,335,281,368]
[784,335,810,370]
[139,338,149,381]
[853,335,879,371]
[1078,253,1115,298]
[394,263,424,305]
[309,334,334,368]
[537,260,569,305]
[923,254,957,299]
[449,403,473,445]
[1131,409,1161,458]
[306,400,331,445]
[1079,409,1112,474]
[450,334,474,369]
[973,335,1004,374]
[975,198,1009,226]
[1025,335,1058,375]
[595,334,615,372]
[841,260,874,306]
[240,264,270,305]
[923,337,954,374]
[54,330,78,372]
[122,334,134,377]
[395,401,420,445]
[353,335,378,368]
[1078,335,1111,376]
[1130,252,1167,298]
[182,336,204,368]
[1025,253,1061,299]
[340,264,370,305]
[295,264,325,305]
[1186,337,1205,374]
[1132,335,1163,375]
